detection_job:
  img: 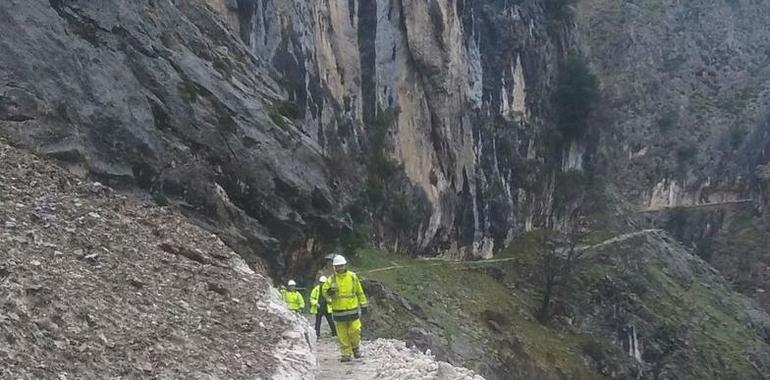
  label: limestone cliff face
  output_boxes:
[233,0,566,259]
[4,0,770,275]
[0,0,573,276]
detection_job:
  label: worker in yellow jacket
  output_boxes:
[322,255,368,362]
[310,275,337,339]
[283,280,305,312]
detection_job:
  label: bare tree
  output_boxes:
[537,211,588,323]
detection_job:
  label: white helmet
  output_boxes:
[332,255,347,266]
[288,280,296,286]
[319,275,327,283]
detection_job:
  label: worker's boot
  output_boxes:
[353,347,363,359]
[340,356,352,363]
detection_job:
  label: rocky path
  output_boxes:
[310,315,483,379]
[581,229,665,250]
[637,199,754,213]
[315,336,484,380]
[316,337,378,379]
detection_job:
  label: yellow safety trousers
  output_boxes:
[334,318,362,358]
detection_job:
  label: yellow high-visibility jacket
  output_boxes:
[322,270,368,321]
[310,284,332,314]
[283,290,305,312]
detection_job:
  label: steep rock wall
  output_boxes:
[0,0,346,278]
[234,0,567,259]
[1,0,578,277]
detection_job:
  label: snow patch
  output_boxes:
[269,288,316,380]
[316,337,484,379]
[367,339,485,379]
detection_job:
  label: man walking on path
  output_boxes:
[322,255,368,362]
[310,275,337,339]
[283,280,305,312]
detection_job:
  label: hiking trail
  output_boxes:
[362,229,667,275]
[311,316,483,379]
[314,336,484,380]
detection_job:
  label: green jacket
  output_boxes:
[310,284,332,314]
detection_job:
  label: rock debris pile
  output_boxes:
[0,139,313,379]
[316,337,484,380]
[369,339,485,380]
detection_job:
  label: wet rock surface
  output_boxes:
[0,138,313,379]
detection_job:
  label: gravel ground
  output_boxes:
[0,139,313,379]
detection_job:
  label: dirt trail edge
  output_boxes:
[314,336,485,380]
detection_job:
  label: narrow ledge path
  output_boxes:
[315,336,484,380]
